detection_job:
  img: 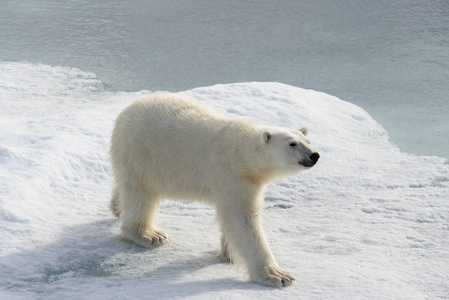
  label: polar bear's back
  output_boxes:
[138,93,219,121]
[116,94,233,152]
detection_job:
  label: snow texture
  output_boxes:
[1,62,448,299]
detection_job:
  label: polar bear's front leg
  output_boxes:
[216,197,295,288]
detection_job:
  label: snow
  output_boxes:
[1,61,448,299]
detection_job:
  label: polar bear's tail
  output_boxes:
[109,186,121,218]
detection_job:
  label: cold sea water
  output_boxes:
[1,0,448,159]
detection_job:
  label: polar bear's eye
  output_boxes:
[289,142,297,147]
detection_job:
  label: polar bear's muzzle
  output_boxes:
[299,152,320,167]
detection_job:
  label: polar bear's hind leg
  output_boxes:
[218,233,232,263]
[109,184,121,218]
[118,185,168,249]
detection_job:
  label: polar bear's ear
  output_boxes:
[300,127,309,137]
[262,131,272,143]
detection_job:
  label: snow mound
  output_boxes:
[1,62,448,299]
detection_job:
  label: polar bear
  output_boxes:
[110,93,319,288]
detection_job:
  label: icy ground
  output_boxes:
[1,62,448,299]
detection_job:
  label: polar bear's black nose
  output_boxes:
[310,152,320,164]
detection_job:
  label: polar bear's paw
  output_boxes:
[253,266,296,288]
[217,251,231,263]
[217,240,232,263]
[120,229,169,249]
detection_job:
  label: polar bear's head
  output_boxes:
[261,126,319,175]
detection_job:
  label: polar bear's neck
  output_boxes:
[219,120,276,186]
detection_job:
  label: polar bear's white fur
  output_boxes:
[110,93,319,287]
